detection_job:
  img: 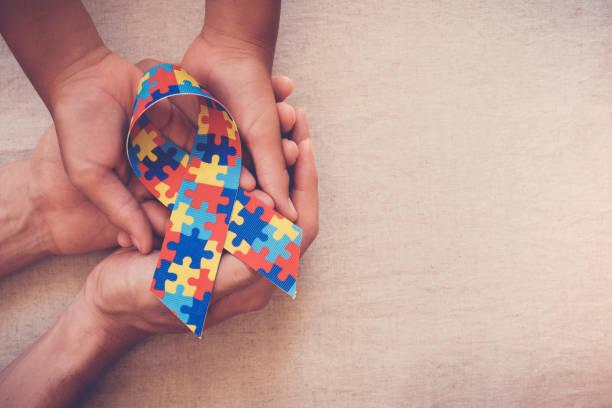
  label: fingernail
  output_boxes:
[288,198,297,219]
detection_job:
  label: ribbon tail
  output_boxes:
[224,189,302,299]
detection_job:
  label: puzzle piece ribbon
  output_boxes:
[126,64,302,336]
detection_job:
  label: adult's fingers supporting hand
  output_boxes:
[127,175,154,201]
[211,256,259,303]
[72,166,153,254]
[205,277,274,329]
[290,109,319,252]
[250,189,275,208]
[142,201,171,236]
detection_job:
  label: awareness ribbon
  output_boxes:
[126,64,302,336]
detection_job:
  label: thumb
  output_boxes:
[70,166,153,253]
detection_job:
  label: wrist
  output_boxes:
[0,161,53,275]
[63,290,147,360]
[0,0,109,109]
[199,0,279,66]
[46,45,113,112]
[0,291,146,406]
[195,27,275,71]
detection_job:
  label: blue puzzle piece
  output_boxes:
[150,84,180,105]
[193,134,237,165]
[139,77,154,101]
[127,141,141,177]
[151,63,174,73]
[218,187,238,219]
[175,180,199,208]
[234,187,250,206]
[229,206,268,247]
[151,145,181,169]
[156,139,188,165]
[292,225,303,247]
[180,292,212,337]
[178,80,205,95]
[252,225,292,263]
[258,264,297,296]
[142,157,170,182]
[166,228,213,269]
[215,157,241,187]
[152,259,177,291]
[161,284,193,323]
[182,205,215,239]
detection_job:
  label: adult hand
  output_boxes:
[27,122,168,256]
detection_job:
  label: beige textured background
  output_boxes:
[2,0,612,406]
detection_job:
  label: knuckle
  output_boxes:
[113,197,141,219]
[311,222,320,239]
[69,167,97,186]
[306,220,320,241]
[246,293,271,312]
[137,58,157,67]
[258,168,289,189]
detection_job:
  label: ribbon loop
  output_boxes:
[126,64,301,336]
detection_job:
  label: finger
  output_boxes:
[271,76,294,102]
[242,146,254,173]
[142,200,171,236]
[239,166,256,191]
[127,175,154,201]
[277,101,297,134]
[211,256,258,302]
[291,108,319,252]
[72,167,153,254]
[117,231,132,248]
[205,277,274,329]
[116,157,132,183]
[250,189,275,208]
[243,103,296,221]
[282,139,299,167]
[135,58,161,72]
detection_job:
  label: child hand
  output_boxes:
[49,51,156,254]
[182,32,298,221]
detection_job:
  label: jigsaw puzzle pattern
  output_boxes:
[126,64,302,336]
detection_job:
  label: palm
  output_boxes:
[182,39,279,173]
[29,125,121,254]
[85,249,183,334]
[47,52,161,253]
[31,53,141,255]
[53,87,128,178]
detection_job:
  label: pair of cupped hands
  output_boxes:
[30,35,318,337]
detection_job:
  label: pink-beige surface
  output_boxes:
[2,1,612,406]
